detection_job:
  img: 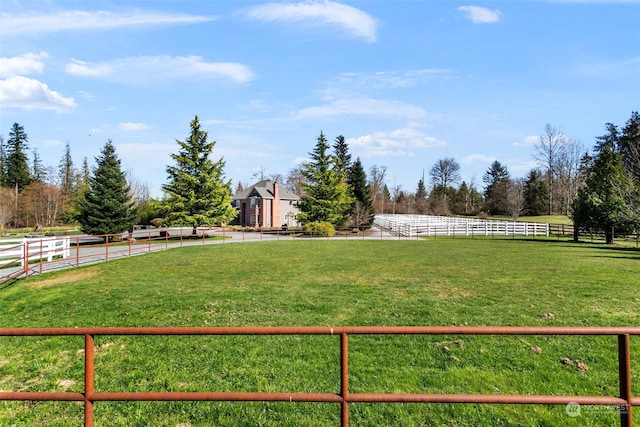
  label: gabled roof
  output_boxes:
[234,180,300,201]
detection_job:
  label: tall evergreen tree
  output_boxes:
[523,169,549,216]
[5,123,32,192]
[347,158,374,229]
[297,132,352,226]
[31,148,46,183]
[80,157,90,190]
[77,140,137,239]
[59,142,77,195]
[415,178,428,214]
[333,135,352,179]
[451,181,482,215]
[483,161,510,215]
[619,111,640,182]
[162,115,236,233]
[572,144,637,244]
[0,135,6,187]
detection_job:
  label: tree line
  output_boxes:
[1,112,638,243]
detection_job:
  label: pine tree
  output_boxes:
[572,142,638,244]
[162,115,236,233]
[5,123,32,192]
[297,132,352,226]
[31,148,46,183]
[80,157,90,189]
[58,144,82,223]
[59,142,77,195]
[414,178,428,214]
[348,158,374,229]
[333,135,352,179]
[619,111,640,182]
[77,140,137,239]
[483,161,510,215]
[523,169,549,216]
[0,135,6,187]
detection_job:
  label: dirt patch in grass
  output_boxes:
[57,379,76,389]
[28,269,98,288]
[429,285,475,299]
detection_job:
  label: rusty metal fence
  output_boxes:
[1,326,638,426]
[0,226,390,284]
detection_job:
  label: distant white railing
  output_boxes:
[375,215,549,238]
[0,237,71,269]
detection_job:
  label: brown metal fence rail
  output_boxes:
[1,326,638,426]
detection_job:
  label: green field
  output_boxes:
[1,239,639,426]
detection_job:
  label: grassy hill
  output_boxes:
[1,239,639,426]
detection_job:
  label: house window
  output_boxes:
[250,214,256,225]
[250,197,259,208]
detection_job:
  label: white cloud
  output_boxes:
[119,122,151,131]
[512,135,539,147]
[0,10,215,36]
[66,56,255,85]
[509,159,540,176]
[347,128,446,158]
[66,60,114,77]
[297,98,426,119]
[292,156,308,165]
[332,69,453,91]
[461,154,496,165]
[0,52,49,78]
[241,0,378,42]
[77,90,97,101]
[242,99,272,112]
[0,76,76,112]
[457,6,502,24]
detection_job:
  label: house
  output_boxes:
[232,180,300,228]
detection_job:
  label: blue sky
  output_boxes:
[1,0,638,198]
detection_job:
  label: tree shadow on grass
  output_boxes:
[0,277,21,290]
[492,237,640,259]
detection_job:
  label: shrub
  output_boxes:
[303,221,335,237]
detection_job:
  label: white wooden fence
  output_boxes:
[0,237,71,269]
[375,215,549,238]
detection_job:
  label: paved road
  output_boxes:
[1,226,397,284]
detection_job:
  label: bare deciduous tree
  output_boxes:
[368,165,387,214]
[429,157,460,213]
[507,178,526,221]
[555,138,584,215]
[21,182,63,227]
[126,169,150,205]
[285,165,306,196]
[534,124,565,215]
[429,157,461,190]
[0,186,16,232]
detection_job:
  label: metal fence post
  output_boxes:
[618,334,633,427]
[84,334,95,427]
[341,332,349,427]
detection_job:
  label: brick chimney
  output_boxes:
[272,181,281,228]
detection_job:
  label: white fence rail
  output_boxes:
[0,237,71,269]
[375,215,549,238]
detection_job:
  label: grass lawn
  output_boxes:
[518,215,572,225]
[1,238,639,426]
